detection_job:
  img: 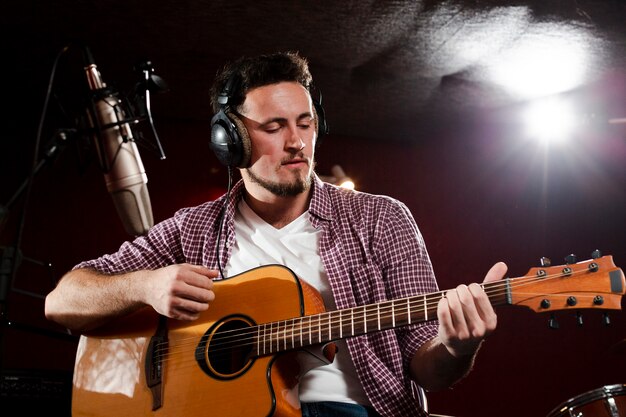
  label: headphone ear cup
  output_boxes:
[227,112,251,168]
[209,110,251,168]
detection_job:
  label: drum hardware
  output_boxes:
[546,384,626,417]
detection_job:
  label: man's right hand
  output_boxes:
[146,264,218,321]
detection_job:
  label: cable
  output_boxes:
[215,166,234,279]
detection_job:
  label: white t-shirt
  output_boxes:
[225,199,370,405]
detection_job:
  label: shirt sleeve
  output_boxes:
[73,208,190,274]
[371,198,440,371]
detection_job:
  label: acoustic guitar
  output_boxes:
[72,255,624,416]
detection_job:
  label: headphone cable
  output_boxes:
[215,166,233,279]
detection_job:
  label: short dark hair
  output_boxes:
[210,51,313,113]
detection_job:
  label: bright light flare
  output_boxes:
[320,165,357,190]
[523,98,577,145]
[338,180,355,190]
[490,23,594,99]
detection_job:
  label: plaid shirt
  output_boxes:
[76,175,439,417]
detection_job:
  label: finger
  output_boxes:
[181,268,216,290]
[483,262,508,283]
[175,263,219,277]
[185,273,215,291]
[173,297,210,315]
[171,307,202,321]
[176,282,215,303]
[444,288,470,338]
[183,264,220,279]
[468,283,497,331]
[455,284,490,338]
[437,296,454,335]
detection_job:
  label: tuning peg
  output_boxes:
[540,257,552,267]
[576,312,583,326]
[549,314,559,329]
[565,254,577,264]
[603,313,611,326]
[591,249,602,259]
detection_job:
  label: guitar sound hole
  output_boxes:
[196,316,255,379]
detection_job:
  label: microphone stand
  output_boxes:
[0,129,79,372]
[0,47,169,373]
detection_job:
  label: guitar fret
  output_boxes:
[276,321,280,353]
[264,293,453,349]
[339,310,343,338]
[407,298,411,324]
[280,321,284,352]
[317,315,321,343]
[379,302,390,329]
[351,308,354,336]
[327,312,332,341]
[289,319,294,350]
[278,320,282,352]
[288,319,292,350]
[363,305,367,333]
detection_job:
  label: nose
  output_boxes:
[285,125,305,151]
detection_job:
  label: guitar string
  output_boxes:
[158,290,606,363]
[153,269,606,363]
[151,284,610,376]
[149,266,608,362]
[165,266,595,352]
[151,267,605,361]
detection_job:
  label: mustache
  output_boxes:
[281,152,310,165]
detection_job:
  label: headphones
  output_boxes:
[209,72,328,168]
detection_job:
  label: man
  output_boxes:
[45,51,507,417]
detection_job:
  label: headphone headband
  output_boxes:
[209,73,328,168]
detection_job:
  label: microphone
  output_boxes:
[82,48,154,236]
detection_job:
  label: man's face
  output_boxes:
[239,81,317,197]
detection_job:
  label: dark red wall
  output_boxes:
[1,100,624,416]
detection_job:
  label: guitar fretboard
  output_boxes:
[254,280,511,356]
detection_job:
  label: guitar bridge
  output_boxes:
[145,315,168,410]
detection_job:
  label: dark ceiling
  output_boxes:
[2,0,626,147]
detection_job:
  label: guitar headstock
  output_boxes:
[509,254,625,314]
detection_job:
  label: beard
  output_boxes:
[245,160,314,197]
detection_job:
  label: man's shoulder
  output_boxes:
[317,182,413,229]
[323,182,406,210]
[172,198,226,223]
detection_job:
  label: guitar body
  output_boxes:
[72,265,327,417]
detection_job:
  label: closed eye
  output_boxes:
[263,123,282,133]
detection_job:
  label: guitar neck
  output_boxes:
[252,255,624,357]
[253,281,511,356]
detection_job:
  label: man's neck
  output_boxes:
[243,187,312,229]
